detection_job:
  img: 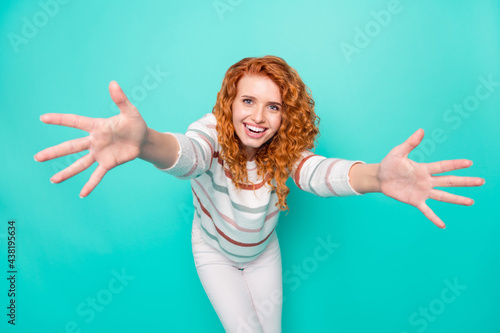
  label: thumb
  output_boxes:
[108,81,139,116]
[391,128,425,158]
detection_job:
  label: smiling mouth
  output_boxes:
[244,123,267,134]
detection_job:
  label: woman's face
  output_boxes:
[231,75,283,160]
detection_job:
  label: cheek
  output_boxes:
[274,114,283,130]
[272,115,284,136]
[231,105,243,120]
[231,107,239,125]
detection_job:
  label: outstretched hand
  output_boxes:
[378,129,485,229]
[34,81,148,198]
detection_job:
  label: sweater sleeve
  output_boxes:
[156,113,217,179]
[292,150,364,197]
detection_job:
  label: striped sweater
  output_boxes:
[159,113,362,263]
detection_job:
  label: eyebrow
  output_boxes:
[241,95,282,106]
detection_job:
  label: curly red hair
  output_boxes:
[213,56,319,211]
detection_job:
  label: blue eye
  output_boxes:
[269,105,280,111]
[243,99,252,104]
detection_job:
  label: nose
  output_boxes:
[251,105,265,123]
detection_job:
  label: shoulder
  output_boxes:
[186,113,219,150]
[188,113,217,128]
[200,113,217,124]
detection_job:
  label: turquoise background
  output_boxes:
[1,0,499,332]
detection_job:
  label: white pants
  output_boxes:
[191,222,283,333]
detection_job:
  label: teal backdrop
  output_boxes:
[1,0,499,332]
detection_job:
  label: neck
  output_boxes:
[245,148,257,161]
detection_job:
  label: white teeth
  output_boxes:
[245,124,265,133]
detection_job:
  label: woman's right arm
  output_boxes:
[34,81,180,197]
[139,129,179,170]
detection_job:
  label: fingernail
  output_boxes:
[79,195,84,198]
[50,179,55,184]
[34,155,38,162]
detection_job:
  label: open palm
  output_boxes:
[34,81,147,197]
[378,129,484,228]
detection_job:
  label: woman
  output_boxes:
[34,56,484,332]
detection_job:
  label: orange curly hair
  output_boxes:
[213,55,320,211]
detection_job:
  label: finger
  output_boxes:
[391,129,424,158]
[40,113,95,132]
[417,202,446,229]
[432,175,486,188]
[34,137,90,162]
[51,154,95,183]
[430,189,474,206]
[426,159,473,174]
[79,165,108,198]
[108,81,140,117]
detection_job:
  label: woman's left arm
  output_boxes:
[348,129,485,229]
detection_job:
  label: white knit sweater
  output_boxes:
[159,113,362,263]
